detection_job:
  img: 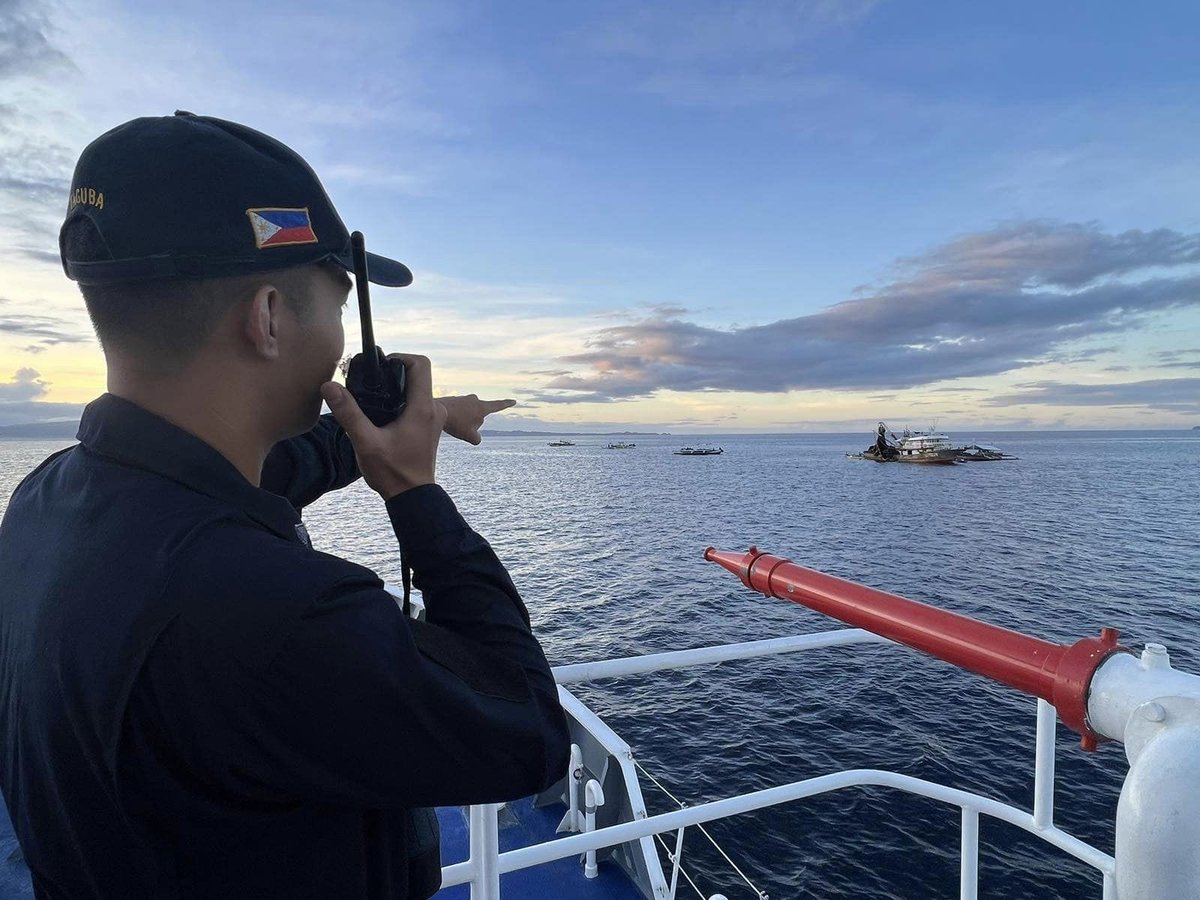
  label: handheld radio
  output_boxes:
[343,231,407,425]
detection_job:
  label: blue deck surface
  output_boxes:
[436,799,647,899]
[0,796,644,899]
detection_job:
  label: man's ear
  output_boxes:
[244,284,281,360]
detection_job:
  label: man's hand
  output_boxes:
[321,355,447,499]
[438,395,516,445]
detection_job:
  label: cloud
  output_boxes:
[18,248,61,265]
[0,316,85,345]
[984,378,1200,414]
[0,297,88,347]
[0,0,84,265]
[1154,349,1200,362]
[885,222,1200,289]
[481,410,670,434]
[522,390,636,406]
[317,163,430,195]
[542,221,1200,400]
[0,367,48,402]
[0,0,482,273]
[0,0,69,78]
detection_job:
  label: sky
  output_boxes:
[2,0,1200,433]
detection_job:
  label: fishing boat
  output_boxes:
[673,447,723,456]
[850,429,956,463]
[955,443,1018,461]
[894,431,959,464]
[548,440,576,447]
[850,426,1016,465]
[606,442,636,449]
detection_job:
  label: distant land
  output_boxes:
[481,430,672,437]
[0,421,672,440]
[0,421,78,440]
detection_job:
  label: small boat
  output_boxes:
[547,440,576,447]
[850,422,900,462]
[846,451,887,462]
[955,443,1018,461]
[605,442,636,449]
[673,447,723,456]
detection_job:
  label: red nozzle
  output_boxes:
[706,546,1123,749]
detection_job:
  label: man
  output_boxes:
[0,112,570,899]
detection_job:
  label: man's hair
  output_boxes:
[64,218,315,376]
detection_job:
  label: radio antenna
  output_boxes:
[350,231,379,385]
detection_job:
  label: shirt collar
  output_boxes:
[77,393,305,543]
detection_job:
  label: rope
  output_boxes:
[634,759,769,900]
[636,759,683,803]
[652,831,707,899]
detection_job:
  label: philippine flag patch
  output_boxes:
[246,207,319,249]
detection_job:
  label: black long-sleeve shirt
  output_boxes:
[0,393,569,899]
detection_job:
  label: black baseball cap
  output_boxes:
[59,111,413,287]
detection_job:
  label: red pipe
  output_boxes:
[705,546,1123,749]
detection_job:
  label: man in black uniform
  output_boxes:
[0,112,570,898]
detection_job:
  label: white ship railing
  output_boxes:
[440,629,1117,899]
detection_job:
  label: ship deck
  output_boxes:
[0,795,646,899]
[0,627,1124,898]
[436,799,646,899]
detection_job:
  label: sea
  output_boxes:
[1,430,1198,899]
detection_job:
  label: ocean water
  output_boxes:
[2,430,1198,899]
